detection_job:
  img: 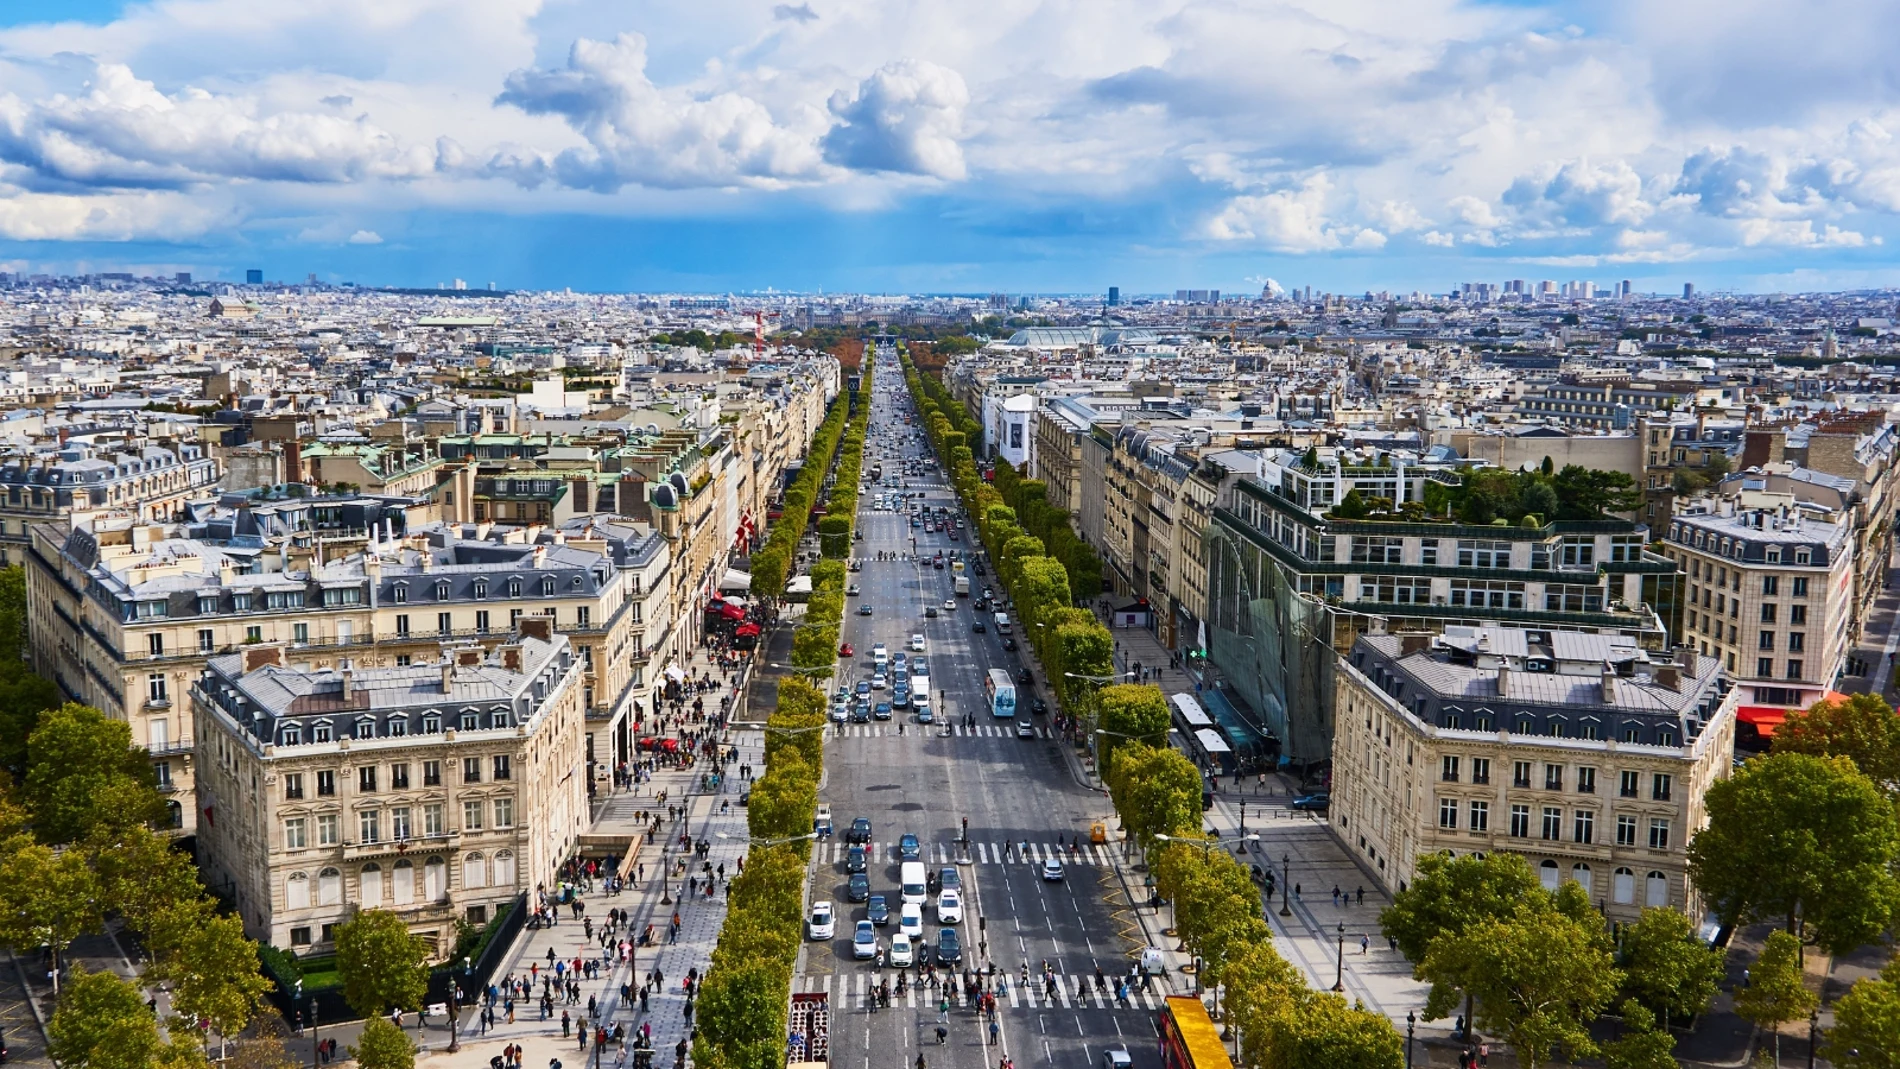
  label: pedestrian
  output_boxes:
[1331,885,1341,906]
[1360,934,1369,955]
[562,1010,572,1037]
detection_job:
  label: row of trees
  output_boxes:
[819,362,874,558]
[1100,697,1402,1069]
[1322,453,1645,528]
[749,384,854,601]
[899,354,1118,735]
[989,460,1105,612]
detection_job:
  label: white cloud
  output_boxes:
[1420,230,1455,247]
[822,60,969,181]
[348,229,383,244]
[1204,174,1386,253]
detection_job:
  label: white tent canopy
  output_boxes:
[719,568,752,592]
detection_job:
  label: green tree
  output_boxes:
[1260,993,1405,1069]
[1420,905,1620,1069]
[695,956,791,1069]
[333,909,431,1017]
[1687,752,1900,955]
[150,903,273,1057]
[348,1017,417,1069]
[1519,480,1559,522]
[1617,907,1726,1022]
[90,826,204,936]
[1097,683,1171,771]
[1380,852,1540,963]
[1331,488,1370,520]
[0,836,106,986]
[1825,958,1900,1069]
[1776,692,1900,796]
[49,966,208,1069]
[1601,1000,1677,1069]
[1107,743,1202,849]
[1551,465,1644,519]
[1733,931,1816,1067]
[24,703,168,844]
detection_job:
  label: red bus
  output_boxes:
[1158,996,1231,1069]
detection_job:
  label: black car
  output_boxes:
[846,845,867,873]
[848,872,871,902]
[972,621,986,633]
[1031,698,1048,715]
[874,701,893,720]
[868,895,890,926]
[847,817,873,843]
[936,927,962,964]
[1001,638,1017,651]
[1017,668,1034,685]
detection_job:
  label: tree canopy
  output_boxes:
[334,909,432,1017]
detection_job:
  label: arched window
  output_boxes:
[493,850,516,888]
[1613,867,1636,905]
[465,852,487,889]
[286,872,311,910]
[392,860,415,905]
[1539,859,1560,891]
[425,857,445,900]
[1645,871,1669,908]
[318,867,342,906]
[1571,863,1592,892]
[361,863,383,904]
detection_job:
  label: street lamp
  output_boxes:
[1154,832,1259,859]
[309,1000,319,1069]
[1809,1010,1820,1069]
[1333,923,1346,993]
[1278,854,1292,917]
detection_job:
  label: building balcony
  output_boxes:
[146,736,194,757]
[340,832,461,862]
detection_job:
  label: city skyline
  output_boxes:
[1,0,1899,294]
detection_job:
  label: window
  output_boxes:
[358,766,377,792]
[1648,819,1671,850]
[423,803,444,837]
[492,755,512,780]
[463,757,481,784]
[1457,540,1513,569]
[463,800,484,831]
[1762,576,1778,596]
[392,583,407,604]
[473,581,488,600]
[507,577,522,597]
[390,764,410,789]
[311,721,332,743]
[423,760,441,786]
[1512,761,1533,789]
[1471,758,1490,785]
[354,720,376,741]
[1439,798,1459,829]
[246,625,262,643]
[1760,603,1776,623]
[438,612,452,635]
[291,927,312,946]
[284,773,304,800]
[147,632,164,656]
[1651,774,1672,801]
[1787,660,1803,680]
[1766,547,1781,564]
[1758,631,1775,651]
[1577,767,1596,794]
[317,814,339,846]
[541,576,556,597]
[1573,810,1595,844]
[493,797,514,828]
[1544,763,1563,790]
[1758,657,1774,677]
[281,726,304,747]
[1795,549,1812,566]
[1510,805,1531,837]
[389,807,412,840]
[490,708,511,730]
[198,628,214,652]
[1351,536,1404,565]
[1619,770,1639,798]
[1440,756,1460,783]
[285,818,307,849]
[436,581,451,601]
[459,711,478,730]
[359,810,380,844]
[1616,815,1638,846]
[396,614,410,637]
[422,713,442,734]
[1541,807,1563,840]
[577,606,590,627]
[316,770,336,797]
[1791,576,1809,598]
[1787,631,1804,653]
[1790,604,1807,625]
[476,610,490,633]
[147,673,168,704]
[387,717,406,737]
[1468,801,1489,833]
[1421,539,1440,566]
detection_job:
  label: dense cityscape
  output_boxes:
[0,269,1896,1069]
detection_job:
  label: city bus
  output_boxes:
[984,669,1017,719]
[1158,996,1232,1069]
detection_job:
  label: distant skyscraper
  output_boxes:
[1683,282,1696,299]
[1106,286,1120,307]
[1619,279,1632,297]
[245,269,263,285]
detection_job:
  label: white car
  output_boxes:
[1041,858,1066,882]
[809,901,835,941]
[889,932,914,968]
[937,889,963,924]
[871,673,888,690]
[899,902,924,940]
[853,921,878,959]
[872,643,889,666]
[910,634,926,652]
[942,599,957,611]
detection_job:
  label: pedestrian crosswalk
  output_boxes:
[831,723,1055,739]
[791,971,1165,1013]
[819,840,1117,867]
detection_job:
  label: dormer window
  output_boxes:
[281,724,303,745]
[392,583,408,603]
[421,712,442,733]
[541,577,556,596]
[387,718,407,737]
[311,721,333,743]
[507,577,522,597]
[473,581,488,600]
[436,580,451,601]
[354,719,376,740]
[1765,548,1781,564]
[1795,549,1812,565]
[459,711,479,730]
[490,710,511,730]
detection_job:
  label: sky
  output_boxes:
[0,0,1899,295]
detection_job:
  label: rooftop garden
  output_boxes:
[1321,451,1644,527]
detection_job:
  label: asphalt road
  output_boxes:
[796,348,1165,1069]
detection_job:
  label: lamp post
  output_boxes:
[1809,1010,1820,1069]
[309,1000,319,1069]
[1406,1011,1416,1069]
[1333,923,1346,992]
[1155,832,1259,860]
[1278,854,1292,917]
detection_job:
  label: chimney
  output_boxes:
[502,645,523,671]
[1655,666,1681,691]
[440,661,455,692]
[457,648,483,667]
[340,669,354,703]
[1676,647,1698,674]
[518,616,553,642]
[533,545,548,568]
[1497,664,1511,697]
[1601,662,1618,704]
[1399,633,1431,657]
[242,645,284,672]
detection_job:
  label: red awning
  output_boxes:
[720,603,747,620]
[1737,706,1787,737]
[734,622,762,637]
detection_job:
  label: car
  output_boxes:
[910,634,926,651]
[1031,698,1048,715]
[911,518,922,528]
[867,895,890,926]
[853,920,877,958]
[939,867,961,892]
[858,604,873,616]
[1042,857,1066,882]
[814,805,834,837]
[850,701,871,723]
[1017,668,1034,684]
[937,889,963,924]
[870,673,887,690]
[848,560,863,572]
[891,689,910,708]
[889,932,914,968]
[846,584,861,596]
[855,680,872,697]
[899,903,924,940]
[1016,719,1037,738]
[925,605,938,618]
[912,659,929,676]
[848,872,871,902]
[809,901,835,940]
[1002,637,1017,651]
[948,531,959,541]
[933,560,944,570]
[1291,793,1332,812]
[892,651,908,669]
[831,702,849,722]
[972,621,986,633]
[1103,1048,1134,1069]
[916,705,934,724]
[874,701,893,720]
[982,588,994,601]
[943,598,956,611]
[845,845,867,873]
[872,643,889,664]
[973,563,986,576]
[936,927,962,964]
[838,642,854,657]
[847,817,872,843]
[898,833,922,860]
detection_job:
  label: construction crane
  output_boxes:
[741,310,781,359]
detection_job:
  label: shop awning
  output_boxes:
[1737,691,1850,737]
[719,568,752,592]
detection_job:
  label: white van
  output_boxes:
[872,643,890,667]
[994,612,1012,635]
[900,861,928,905]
